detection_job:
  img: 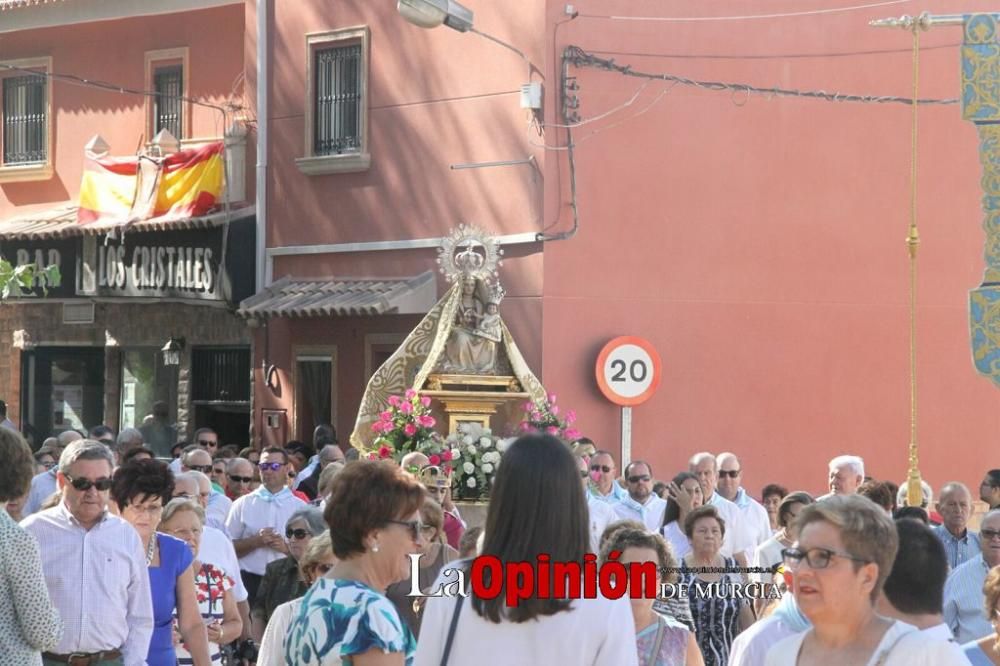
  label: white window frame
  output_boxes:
[144,47,190,143]
[0,56,53,183]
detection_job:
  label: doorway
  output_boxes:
[21,347,105,439]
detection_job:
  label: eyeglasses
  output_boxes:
[627,475,651,483]
[258,462,284,471]
[981,528,1000,541]
[285,528,312,540]
[316,563,333,575]
[187,464,213,474]
[198,440,218,448]
[719,470,741,479]
[590,464,612,473]
[782,547,870,570]
[65,475,113,492]
[386,519,426,542]
[228,474,254,484]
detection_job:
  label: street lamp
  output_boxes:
[397,0,473,32]
[161,337,185,367]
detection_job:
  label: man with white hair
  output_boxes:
[689,451,747,564]
[933,482,980,570]
[716,452,771,557]
[179,448,231,532]
[823,454,865,499]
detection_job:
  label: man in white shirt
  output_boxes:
[225,447,307,605]
[944,509,1000,643]
[587,449,628,504]
[820,454,865,500]
[689,451,746,564]
[22,439,154,665]
[613,460,666,532]
[577,455,615,552]
[716,452,772,562]
[877,517,956,641]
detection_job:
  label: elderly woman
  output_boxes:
[284,461,426,664]
[601,527,704,666]
[753,491,814,581]
[257,531,336,666]
[251,506,326,641]
[0,427,62,664]
[112,459,212,666]
[768,495,969,665]
[660,471,704,560]
[387,497,460,636]
[761,484,788,533]
[159,498,243,664]
[964,566,1000,664]
[414,434,638,666]
[680,505,753,666]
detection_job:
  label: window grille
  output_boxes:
[191,347,250,402]
[153,65,183,139]
[2,74,46,165]
[314,44,362,156]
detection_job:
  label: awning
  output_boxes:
[237,271,438,319]
[0,203,254,240]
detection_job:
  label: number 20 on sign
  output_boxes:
[595,337,662,470]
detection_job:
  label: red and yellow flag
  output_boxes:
[77,141,224,225]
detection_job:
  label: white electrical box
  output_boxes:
[520,82,543,110]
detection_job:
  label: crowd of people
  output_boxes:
[0,415,997,665]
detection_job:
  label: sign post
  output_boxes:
[595,336,662,470]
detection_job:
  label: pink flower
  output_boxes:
[400,401,413,415]
[388,395,401,407]
[520,422,532,432]
[442,463,452,474]
[379,410,393,422]
[551,405,560,415]
[545,426,559,435]
[565,428,581,440]
[530,411,542,421]
[417,414,436,428]
[548,393,557,404]
[404,423,418,437]
[371,422,381,432]
[421,396,432,407]
[368,452,378,461]
[405,388,417,400]
[566,409,577,424]
[378,445,392,459]
[429,454,441,466]
[441,450,453,461]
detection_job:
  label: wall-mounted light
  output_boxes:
[161,337,186,367]
[397,0,473,32]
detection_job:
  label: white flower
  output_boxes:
[479,437,492,448]
[467,446,477,456]
[462,435,474,446]
[482,463,494,474]
[451,449,462,460]
[490,452,502,463]
[463,462,475,475]
[467,477,477,488]
[497,438,514,453]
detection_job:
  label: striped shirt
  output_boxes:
[932,525,981,570]
[20,502,154,666]
[943,553,992,643]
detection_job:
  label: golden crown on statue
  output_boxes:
[437,224,503,283]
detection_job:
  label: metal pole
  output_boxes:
[621,406,632,471]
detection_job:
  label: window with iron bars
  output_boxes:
[314,44,362,156]
[153,65,183,140]
[2,74,46,165]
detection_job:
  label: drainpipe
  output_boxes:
[256,0,268,290]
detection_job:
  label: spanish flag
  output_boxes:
[77,141,225,225]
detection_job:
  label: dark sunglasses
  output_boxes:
[286,528,311,540]
[198,440,218,448]
[627,474,651,483]
[258,462,284,471]
[187,464,213,474]
[982,528,1000,541]
[386,519,425,542]
[65,474,113,492]
[228,474,254,484]
[590,464,612,473]
[718,470,741,478]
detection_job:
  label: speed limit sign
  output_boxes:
[595,336,662,406]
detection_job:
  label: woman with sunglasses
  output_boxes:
[111,458,212,666]
[387,496,460,636]
[285,461,426,665]
[768,495,968,665]
[257,531,336,666]
[158,498,242,665]
[250,506,326,641]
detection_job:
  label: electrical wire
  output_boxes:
[543,79,652,129]
[578,0,913,23]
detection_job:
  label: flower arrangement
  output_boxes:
[519,393,581,441]
[368,389,441,463]
[444,423,505,500]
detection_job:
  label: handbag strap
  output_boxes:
[440,594,465,666]
[871,622,912,666]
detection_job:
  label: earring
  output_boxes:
[372,544,380,553]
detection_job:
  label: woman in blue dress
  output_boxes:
[285,461,423,665]
[112,458,212,666]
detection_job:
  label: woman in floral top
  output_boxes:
[160,498,242,665]
[285,461,425,665]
